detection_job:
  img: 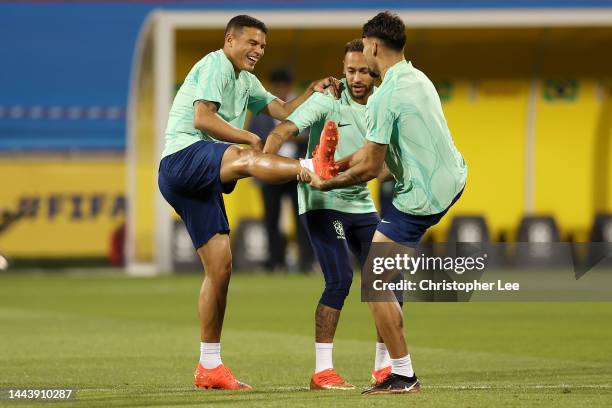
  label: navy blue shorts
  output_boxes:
[300,209,380,309]
[377,189,464,246]
[158,140,237,249]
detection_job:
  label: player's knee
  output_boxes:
[234,148,259,175]
[320,280,352,310]
[369,301,404,330]
[204,253,232,282]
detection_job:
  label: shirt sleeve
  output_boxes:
[192,57,231,108]
[247,74,278,115]
[365,93,396,145]
[287,92,334,134]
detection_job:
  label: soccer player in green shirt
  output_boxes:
[265,39,393,390]
[158,15,339,390]
[303,12,468,394]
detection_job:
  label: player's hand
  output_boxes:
[249,134,264,152]
[304,168,325,190]
[297,165,312,183]
[312,77,342,99]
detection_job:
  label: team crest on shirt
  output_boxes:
[333,220,345,240]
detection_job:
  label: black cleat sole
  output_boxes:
[362,379,421,395]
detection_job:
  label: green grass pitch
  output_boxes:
[1,272,611,407]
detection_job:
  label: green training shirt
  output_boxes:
[366,60,467,215]
[288,80,377,215]
[162,49,277,158]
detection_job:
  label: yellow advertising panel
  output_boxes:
[0,158,125,257]
[438,80,528,240]
[534,79,602,240]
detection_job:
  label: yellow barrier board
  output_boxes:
[0,159,125,257]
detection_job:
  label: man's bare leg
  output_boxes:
[220,145,303,184]
[315,303,340,343]
[200,145,304,338]
[368,301,407,355]
[193,233,252,389]
[361,230,420,393]
[310,303,355,389]
[196,233,232,343]
[315,307,383,359]
[314,304,339,377]
[367,230,410,359]
[376,330,384,344]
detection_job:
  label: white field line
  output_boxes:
[75,384,612,394]
[430,384,612,390]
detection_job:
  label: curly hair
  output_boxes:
[362,11,406,51]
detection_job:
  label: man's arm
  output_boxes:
[335,146,391,181]
[307,141,387,191]
[262,77,341,120]
[334,145,368,172]
[377,163,393,182]
[263,120,299,154]
[194,101,263,151]
[334,153,354,172]
[264,90,331,154]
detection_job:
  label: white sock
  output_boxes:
[374,342,391,370]
[300,158,314,171]
[391,354,414,378]
[315,342,334,373]
[200,342,222,369]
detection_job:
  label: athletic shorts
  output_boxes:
[377,188,464,246]
[158,140,237,249]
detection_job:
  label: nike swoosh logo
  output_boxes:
[380,220,391,224]
[337,123,351,127]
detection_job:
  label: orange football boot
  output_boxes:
[310,368,355,390]
[193,363,252,390]
[312,120,340,180]
[370,366,392,386]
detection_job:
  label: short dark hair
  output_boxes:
[344,38,364,55]
[225,15,268,35]
[362,11,406,51]
[269,68,293,84]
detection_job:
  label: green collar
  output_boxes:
[383,60,411,84]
